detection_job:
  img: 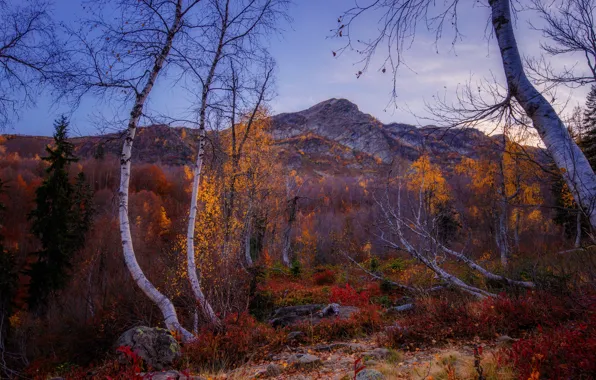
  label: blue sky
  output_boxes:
[10,0,592,136]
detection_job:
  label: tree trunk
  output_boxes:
[282,196,299,267]
[185,6,228,326]
[490,0,596,228]
[575,209,582,248]
[118,0,194,342]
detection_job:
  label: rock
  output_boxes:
[287,353,322,368]
[287,331,305,341]
[496,335,518,345]
[139,370,205,380]
[363,348,390,360]
[269,304,360,327]
[319,303,340,317]
[116,326,181,370]
[265,363,283,377]
[391,303,414,312]
[269,304,324,327]
[355,369,386,380]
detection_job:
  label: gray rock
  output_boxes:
[269,303,360,327]
[287,353,322,368]
[319,303,340,317]
[270,304,324,327]
[355,368,386,380]
[116,326,181,370]
[391,303,414,312]
[265,363,283,377]
[287,331,305,341]
[496,335,518,345]
[363,348,390,360]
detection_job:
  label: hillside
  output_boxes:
[3,99,503,173]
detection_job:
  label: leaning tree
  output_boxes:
[335,0,596,229]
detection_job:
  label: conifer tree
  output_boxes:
[27,117,93,311]
[580,85,596,170]
[0,179,17,359]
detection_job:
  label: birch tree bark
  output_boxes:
[118,0,194,342]
[185,2,228,326]
[490,0,596,227]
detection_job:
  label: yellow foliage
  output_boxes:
[407,155,450,211]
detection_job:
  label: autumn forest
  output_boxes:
[1,0,596,379]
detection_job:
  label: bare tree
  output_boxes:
[374,174,534,300]
[0,0,65,129]
[182,0,286,323]
[528,0,596,87]
[68,0,207,342]
[335,0,596,230]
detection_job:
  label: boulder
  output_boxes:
[287,331,305,341]
[265,363,283,377]
[269,304,324,327]
[116,326,181,370]
[287,353,322,369]
[269,304,360,327]
[355,369,386,380]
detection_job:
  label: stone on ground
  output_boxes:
[355,368,386,380]
[116,326,181,370]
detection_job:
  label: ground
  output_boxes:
[198,336,512,380]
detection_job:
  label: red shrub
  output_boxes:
[183,312,284,369]
[383,292,574,347]
[506,323,596,379]
[313,269,336,285]
[294,305,382,342]
[330,284,370,307]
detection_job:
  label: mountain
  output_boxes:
[271,98,499,174]
[2,98,503,172]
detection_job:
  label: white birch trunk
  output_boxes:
[575,210,582,248]
[118,0,194,342]
[185,6,228,325]
[491,0,596,228]
[185,132,219,326]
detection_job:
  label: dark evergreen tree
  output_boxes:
[0,179,17,358]
[26,117,93,311]
[580,85,596,170]
[434,201,461,244]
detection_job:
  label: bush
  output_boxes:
[313,269,336,285]
[382,292,574,347]
[183,313,285,370]
[295,305,382,342]
[507,322,596,379]
[330,284,370,307]
[290,259,302,278]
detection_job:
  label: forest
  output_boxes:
[1,0,596,379]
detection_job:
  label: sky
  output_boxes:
[9,0,593,136]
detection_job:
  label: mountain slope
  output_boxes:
[2,98,503,172]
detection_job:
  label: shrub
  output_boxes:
[330,284,370,307]
[295,305,382,342]
[313,269,336,285]
[506,323,596,379]
[183,313,285,371]
[382,292,574,347]
[290,259,302,278]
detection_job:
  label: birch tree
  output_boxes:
[68,0,206,342]
[182,0,285,323]
[335,0,596,229]
[375,162,534,300]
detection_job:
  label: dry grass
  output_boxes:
[370,349,515,380]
